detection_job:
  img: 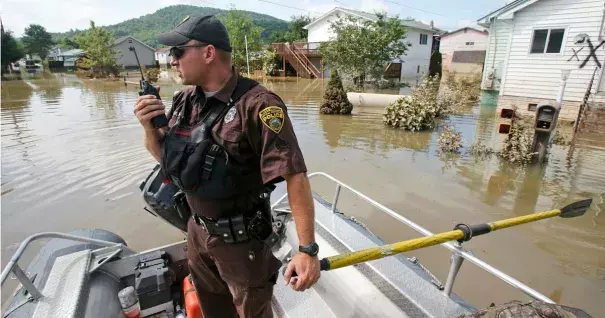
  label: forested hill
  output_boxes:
[52,5,288,48]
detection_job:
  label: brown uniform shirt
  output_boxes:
[167,68,307,219]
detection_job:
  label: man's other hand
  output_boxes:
[283,252,320,291]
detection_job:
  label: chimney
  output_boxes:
[430,20,434,28]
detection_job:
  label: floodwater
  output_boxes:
[1,74,604,315]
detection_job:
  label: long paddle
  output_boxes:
[297,199,592,274]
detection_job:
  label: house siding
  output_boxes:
[401,29,433,79]
[501,0,605,106]
[440,30,489,55]
[113,38,155,68]
[482,20,513,90]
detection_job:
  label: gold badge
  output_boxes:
[259,106,284,133]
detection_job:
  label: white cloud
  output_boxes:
[358,0,388,14]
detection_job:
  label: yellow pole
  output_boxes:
[324,208,564,271]
[488,209,560,231]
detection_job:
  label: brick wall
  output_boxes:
[496,95,585,122]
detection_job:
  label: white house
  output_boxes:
[477,0,605,121]
[440,27,489,74]
[56,49,86,67]
[155,47,171,67]
[303,7,439,80]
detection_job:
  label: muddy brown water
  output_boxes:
[1,74,604,316]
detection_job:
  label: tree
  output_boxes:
[75,21,120,78]
[319,13,409,86]
[21,24,54,60]
[269,15,312,43]
[320,69,353,115]
[1,27,25,75]
[429,51,442,77]
[220,7,264,71]
[59,38,80,50]
[285,15,312,42]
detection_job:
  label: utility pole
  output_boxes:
[245,35,251,77]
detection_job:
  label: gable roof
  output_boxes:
[114,36,156,52]
[439,27,488,38]
[155,47,171,53]
[477,0,539,26]
[57,49,86,57]
[304,7,438,32]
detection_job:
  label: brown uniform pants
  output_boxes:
[187,218,282,318]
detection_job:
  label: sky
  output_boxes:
[0,0,506,37]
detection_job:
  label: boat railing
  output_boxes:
[0,232,122,301]
[271,172,554,304]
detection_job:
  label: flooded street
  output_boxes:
[1,74,604,315]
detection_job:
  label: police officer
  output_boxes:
[134,15,320,317]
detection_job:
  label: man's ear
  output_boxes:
[205,46,216,63]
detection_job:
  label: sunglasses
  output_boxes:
[169,44,210,59]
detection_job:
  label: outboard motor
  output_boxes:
[139,165,190,233]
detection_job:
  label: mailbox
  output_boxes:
[534,103,560,132]
[532,103,561,163]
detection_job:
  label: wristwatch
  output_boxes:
[299,242,319,257]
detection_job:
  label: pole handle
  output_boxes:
[284,258,330,278]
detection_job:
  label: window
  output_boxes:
[528,103,538,111]
[466,41,475,45]
[420,34,428,45]
[530,28,565,54]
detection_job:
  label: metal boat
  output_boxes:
[1,172,558,317]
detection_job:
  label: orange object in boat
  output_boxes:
[183,275,203,318]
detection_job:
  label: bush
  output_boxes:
[498,112,535,165]
[320,69,353,115]
[443,71,482,110]
[262,49,279,76]
[469,140,495,158]
[383,73,441,131]
[142,66,160,83]
[552,129,571,146]
[438,126,463,153]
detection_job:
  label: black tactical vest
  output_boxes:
[160,77,264,200]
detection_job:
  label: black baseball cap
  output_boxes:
[157,15,232,52]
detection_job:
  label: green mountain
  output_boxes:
[52,5,288,48]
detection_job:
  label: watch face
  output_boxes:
[300,242,319,256]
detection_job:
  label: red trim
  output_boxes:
[175,130,191,136]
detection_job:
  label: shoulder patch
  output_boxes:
[259,106,284,133]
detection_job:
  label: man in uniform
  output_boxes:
[134,15,320,318]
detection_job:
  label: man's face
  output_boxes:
[169,40,209,85]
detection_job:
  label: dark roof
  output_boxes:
[452,50,487,64]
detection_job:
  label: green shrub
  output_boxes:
[469,140,495,158]
[383,73,441,131]
[320,69,353,115]
[498,111,535,165]
[438,126,463,153]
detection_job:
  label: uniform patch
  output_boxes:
[224,106,237,123]
[259,106,284,133]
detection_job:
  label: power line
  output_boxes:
[257,0,324,15]
[333,0,352,9]
[384,0,445,17]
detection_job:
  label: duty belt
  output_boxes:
[193,212,281,246]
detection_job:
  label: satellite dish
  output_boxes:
[574,33,590,45]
